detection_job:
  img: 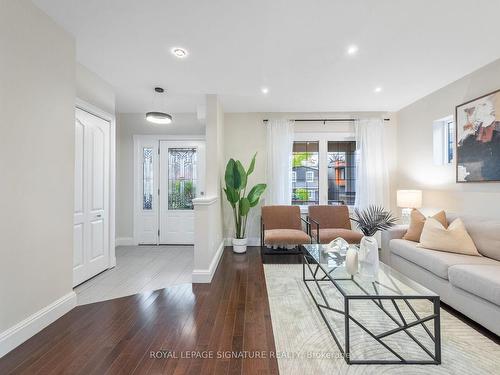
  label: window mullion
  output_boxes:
[319,139,328,205]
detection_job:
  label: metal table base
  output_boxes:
[302,253,441,365]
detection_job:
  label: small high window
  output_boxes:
[433,116,455,165]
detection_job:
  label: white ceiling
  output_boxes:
[33,0,500,114]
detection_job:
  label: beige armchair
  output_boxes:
[261,205,311,249]
[308,205,363,244]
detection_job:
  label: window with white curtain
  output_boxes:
[290,138,357,207]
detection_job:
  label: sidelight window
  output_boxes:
[143,147,154,210]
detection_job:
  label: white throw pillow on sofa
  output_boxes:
[417,217,481,256]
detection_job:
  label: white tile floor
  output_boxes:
[75,245,193,305]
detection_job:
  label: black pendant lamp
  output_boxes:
[146,87,172,124]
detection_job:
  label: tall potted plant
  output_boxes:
[224,153,266,253]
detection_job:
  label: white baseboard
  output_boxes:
[192,240,225,283]
[116,237,134,246]
[224,237,260,247]
[0,291,77,358]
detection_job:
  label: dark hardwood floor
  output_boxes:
[0,247,279,375]
[1,246,498,374]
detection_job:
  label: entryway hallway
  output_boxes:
[75,246,193,305]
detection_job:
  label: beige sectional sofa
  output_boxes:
[381,213,500,336]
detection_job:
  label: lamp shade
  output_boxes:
[146,111,172,124]
[397,190,422,208]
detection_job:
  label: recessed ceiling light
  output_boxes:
[261,87,269,94]
[347,45,359,56]
[374,86,383,93]
[171,47,188,58]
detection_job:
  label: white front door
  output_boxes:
[73,108,110,286]
[159,141,204,244]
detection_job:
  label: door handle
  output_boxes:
[96,214,102,218]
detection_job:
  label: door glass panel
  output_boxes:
[143,147,153,210]
[168,148,197,210]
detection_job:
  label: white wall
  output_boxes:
[396,58,500,218]
[76,63,115,115]
[223,113,267,243]
[116,113,205,239]
[0,0,76,342]
[223,112,398,242]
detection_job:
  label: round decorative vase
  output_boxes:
[232,238,248,253]
[345,246,358,275]
[358,236,379,279]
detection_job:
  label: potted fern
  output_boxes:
[223,153,267,253]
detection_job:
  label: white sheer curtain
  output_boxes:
[355,118,389,209]
[266,119,294,205]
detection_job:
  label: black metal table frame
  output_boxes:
[302,251,441,365]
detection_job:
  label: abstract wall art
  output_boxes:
[456,89,500,182]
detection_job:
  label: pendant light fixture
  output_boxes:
[146,87,172,124]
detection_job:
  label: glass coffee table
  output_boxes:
[301,244,441,365]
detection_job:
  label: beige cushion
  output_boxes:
[418,218,480,256]
[403,209,447,242]
[448,265,500,306]
[390,239,496,279]
[264,229,310,245]
[312,228,363,244]
[446,213,500,261]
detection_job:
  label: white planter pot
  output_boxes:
[358,236,379,279]
[232,238,248,253]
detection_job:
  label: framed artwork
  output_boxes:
[456,89,500,182]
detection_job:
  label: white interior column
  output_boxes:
[192,94,225,283]
[205,94,224,197]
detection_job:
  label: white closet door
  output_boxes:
[73,108,110,286]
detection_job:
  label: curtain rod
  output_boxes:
[262,118,390,124]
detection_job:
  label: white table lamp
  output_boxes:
[397,190,422,224]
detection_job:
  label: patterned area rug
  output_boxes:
[264,264,500,375]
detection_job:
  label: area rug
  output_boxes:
[264,264,500,375]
